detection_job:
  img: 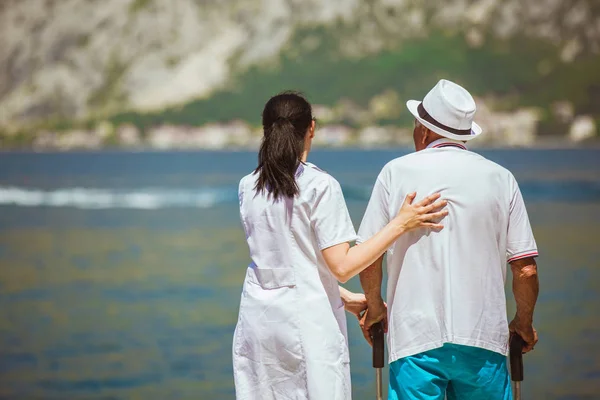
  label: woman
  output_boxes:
[233,92,447,399]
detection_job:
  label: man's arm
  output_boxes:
[506,174,539,353]
[358,254,386,345]
[509,257,539,353]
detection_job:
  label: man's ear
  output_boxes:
[421,127,430,145]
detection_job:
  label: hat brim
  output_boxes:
[406,100,482,141]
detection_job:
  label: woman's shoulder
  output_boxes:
[303,162,326,173]
[300,162,337,185]
[298,163,344,199]
[238,171,257,192]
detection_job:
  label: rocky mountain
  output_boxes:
[1,0,599,147]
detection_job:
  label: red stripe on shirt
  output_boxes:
[507,251,539,263]
[432,143,467,150]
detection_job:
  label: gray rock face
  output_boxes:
[1,0,598,127]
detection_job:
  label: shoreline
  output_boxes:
[1,141,599,153]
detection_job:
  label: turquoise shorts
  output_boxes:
[389,343,512,400]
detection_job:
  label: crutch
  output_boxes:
[370,321,385,400]
[509,334,525,400]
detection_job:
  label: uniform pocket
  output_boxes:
[246,266,296,289]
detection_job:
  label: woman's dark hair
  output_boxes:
[254,91,313,200]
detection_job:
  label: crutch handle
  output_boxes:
[509,334,525,382]
[371,321,385,368]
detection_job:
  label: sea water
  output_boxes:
[0,149,599,399]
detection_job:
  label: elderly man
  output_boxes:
[357,79,539,399]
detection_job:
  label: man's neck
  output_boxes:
[426,138,468,150]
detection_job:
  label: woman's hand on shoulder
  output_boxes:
[393,192,448,233]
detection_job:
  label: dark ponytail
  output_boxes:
[255,91,313,200]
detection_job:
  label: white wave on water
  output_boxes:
[0,186,237,209]
[3,180,595,210]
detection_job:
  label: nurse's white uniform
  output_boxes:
[233,162,357,400]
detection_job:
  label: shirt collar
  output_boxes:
[295,162,305,177]
[426,138,468,150]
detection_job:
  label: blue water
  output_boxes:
[0,149,599,399]
[0,149,599,218]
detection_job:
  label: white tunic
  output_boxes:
[357,139,538,363]
[233,162,357,400]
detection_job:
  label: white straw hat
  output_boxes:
[406,79,482,141]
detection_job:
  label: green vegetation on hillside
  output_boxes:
[103,28,598,135]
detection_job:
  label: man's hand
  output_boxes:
[509,316,538,353]
[359,299,387,346]
[343,291,368,319]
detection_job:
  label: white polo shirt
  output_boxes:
[357,138,538,362]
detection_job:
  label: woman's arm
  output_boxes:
[322,192,447,283]
[339,286,368,318]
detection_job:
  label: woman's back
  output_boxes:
[235,161,357,400]
[238,162,356,301]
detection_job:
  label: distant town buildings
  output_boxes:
[473,98,540,147]
[8,96,599,151]
[314,125,353,147]
[569,116,597,143]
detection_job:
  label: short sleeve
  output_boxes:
[238,176,250,239]
[311,177,357,250]
[357,173,390,244]
[506,175,538,263]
